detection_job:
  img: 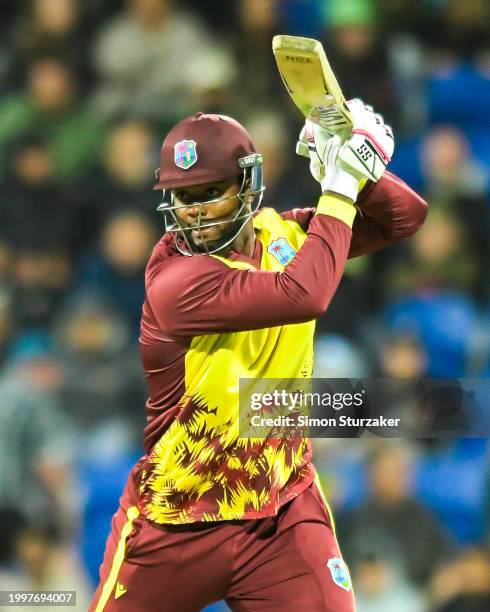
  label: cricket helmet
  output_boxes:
[154,113,264,256]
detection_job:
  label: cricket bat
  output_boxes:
[272,35,352,134]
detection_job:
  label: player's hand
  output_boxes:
[296,100,395,201]
[339,98,394,183]
[297,120,363,201]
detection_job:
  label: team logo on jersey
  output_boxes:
[267,238,297,265]
[327,558,351,591]
[174,140,198,170]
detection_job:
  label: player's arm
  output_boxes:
[148,197,354,337]
[281,171,428,258]
[349,170,427,257]
[287,99,427,256]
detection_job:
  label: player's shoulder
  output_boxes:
[280,207,315,222]
[254,205,311,224]
[253,205,315,236]
[259,205,316,230]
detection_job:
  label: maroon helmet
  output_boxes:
[154,112,260,189]
[155,113,264,256]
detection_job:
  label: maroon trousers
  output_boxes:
[90,469,356,612]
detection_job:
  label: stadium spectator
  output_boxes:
[380,208,481,302]
[430,548,490,612]
[0,507,91,608]
[91,0,236,124]
[374,129,489,324]
[54,291,146,434]
[1,132,77,333]
[339,442,454,586]
[420,127,489,301]
[1,133,81,255]
[421,126,488,197]
[352,547,426,612]
[0,55,105,183]
[76,210,157,335]
[82,119,159,244]
[382,291,480,377]
[314,334,369,378]
[0,332,75,533]
[99,120,156,202]
[377,333,428,378]
[10,250,72,332]
[12,0,93,86]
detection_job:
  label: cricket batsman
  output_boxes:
[90,101,427,611]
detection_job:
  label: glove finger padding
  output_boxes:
[340,98,395,182]
[296,125,310,158]
[297,119,330,183]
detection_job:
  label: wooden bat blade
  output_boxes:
[272,35,352,131]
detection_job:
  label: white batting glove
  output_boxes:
[297,119,359,201]
[340,98,394,183]
[297,99,395,201]
[296,118,326,183]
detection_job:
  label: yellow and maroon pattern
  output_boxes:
[140,208,318,523]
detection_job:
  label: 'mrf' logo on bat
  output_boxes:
[174,140,198,170]
[268,238,297,265]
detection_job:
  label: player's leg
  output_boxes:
[89,503,142,612]
[90,503,235,612]
[225,480,355,612]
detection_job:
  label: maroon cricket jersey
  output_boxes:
[136,173,427,524]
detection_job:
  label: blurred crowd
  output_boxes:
[0,1,489,611]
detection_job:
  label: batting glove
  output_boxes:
[297,99,395,201]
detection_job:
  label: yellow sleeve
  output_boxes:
[315,194,357,229]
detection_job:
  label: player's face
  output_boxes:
[172,178,244,252]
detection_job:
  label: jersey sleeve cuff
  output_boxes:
[315,194,357,228]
